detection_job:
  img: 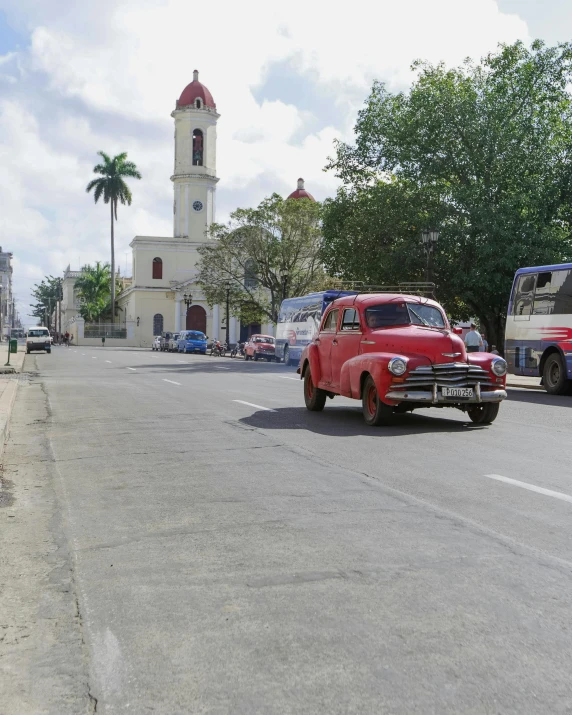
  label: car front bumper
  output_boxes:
[385,387,507,404]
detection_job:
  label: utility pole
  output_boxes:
[225,283,230,347]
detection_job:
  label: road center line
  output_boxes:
[176,360,186,363]
[92,357,97,359]
[127,367,136,371]
[484,474,572,504]
[233,400,276,412]
[278,376,299,381]
[215,366,230,369]
[105,360,112,363]
[163,379,181,385]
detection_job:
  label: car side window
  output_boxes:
[340,308,360,331]
[322,308,339,332]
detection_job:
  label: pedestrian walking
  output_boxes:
[480,333,489,352]
[64,331,70,347]
[464,323,483,353]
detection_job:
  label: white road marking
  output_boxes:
[92,357,97,359]
[278,376,299,381]
[163,379,181,385]
[176,360,186,363]
[214,366,230,369]
[233,400,276,412]
[484,474,572,505]
[105,360,112,363]
[81,353,86,355]
[127,367,136,371]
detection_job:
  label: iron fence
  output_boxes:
[84,324,127,339]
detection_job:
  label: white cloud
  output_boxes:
[0,0,529,323]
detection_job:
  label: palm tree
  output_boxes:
[86,151,141,323]
[75,262,113,322]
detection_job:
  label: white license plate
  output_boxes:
[442,387,474,398]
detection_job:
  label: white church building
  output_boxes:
[63,70,313,347]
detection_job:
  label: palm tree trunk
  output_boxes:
[110,200,115,325]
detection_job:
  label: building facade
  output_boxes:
[0,248,14,339]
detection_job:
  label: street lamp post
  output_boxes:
[421,229,440,294]
[183,291,193,330]
[278,267,289,302]
[224,282,231,346]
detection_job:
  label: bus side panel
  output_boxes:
[506,315,572,377]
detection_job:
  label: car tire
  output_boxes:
[26,349,30,354]
[304,369,327,411]
[467,402,500,424]
[362,375,393,426]
[284,345,290,366]
[254,353,259,361]
[543,353,571,395]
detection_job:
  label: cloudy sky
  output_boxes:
[0,0,569,324]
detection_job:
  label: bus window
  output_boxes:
[553,269,572,314]
[533,272,553,315]
[513,273,536,317]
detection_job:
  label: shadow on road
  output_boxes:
[239,405,484,437]
[124,357,295,375]
[507,389,572,408]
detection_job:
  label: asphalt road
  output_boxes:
[4,346,572,714]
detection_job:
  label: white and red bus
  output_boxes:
[505,262,572,394]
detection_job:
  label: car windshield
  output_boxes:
[28,329,49,337]
[187,332,205,340]
[365,302,445,329]
[254,337,274,344]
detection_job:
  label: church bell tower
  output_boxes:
[171,70,219,239]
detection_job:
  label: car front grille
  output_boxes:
[391,362,495,390]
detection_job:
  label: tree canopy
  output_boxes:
[75,262,121,322]
[30,276,62,329]
[324,40,572,344]
[197,193,325,324]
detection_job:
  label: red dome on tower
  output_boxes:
[177,70,216,109]
[287,178,315,201]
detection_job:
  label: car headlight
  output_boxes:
[388,357,408,376]
[491,357,507,376]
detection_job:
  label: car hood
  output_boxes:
[365,325,467,364]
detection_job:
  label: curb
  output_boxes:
[0,378,19,462]
[507,383,544,391]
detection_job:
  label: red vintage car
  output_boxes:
[244,334,276,362]
[298,293,508,426]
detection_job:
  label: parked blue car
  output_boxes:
[177,330,208,354]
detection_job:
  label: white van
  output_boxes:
[26,327,51,354]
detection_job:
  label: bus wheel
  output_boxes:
[467,403,500,424]
[283,345,290,366]
[543,353,571,395]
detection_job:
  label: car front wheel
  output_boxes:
[362,375,393,426]
[304,369,327,411]
[467,403,500,424]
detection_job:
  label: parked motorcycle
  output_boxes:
[210,340,227,357]
[230,342,244,358]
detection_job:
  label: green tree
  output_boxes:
[86,151,141,323]
[326,40,572,345]
[30,276,62,329]
[74,262,118,322]
[197,193,325,324]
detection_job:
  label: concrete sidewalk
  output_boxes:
[0,344,27,460]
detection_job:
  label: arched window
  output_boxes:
[195,98,202,109]
[152,257,163,279]
[244,259,258,289]
[153,314,164,335]
[192,128,204,166]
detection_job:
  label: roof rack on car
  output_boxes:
[328,281,436,296]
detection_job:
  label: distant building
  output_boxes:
[0,248,13,338]
[62,70,313,346]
